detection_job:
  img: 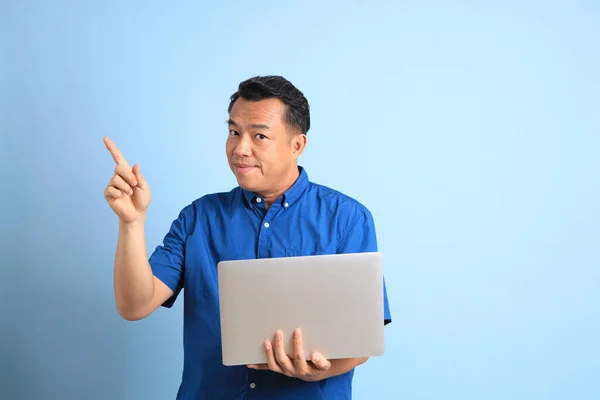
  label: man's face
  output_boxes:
[226,97,305,196]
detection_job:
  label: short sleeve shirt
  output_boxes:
[149,166,392,400]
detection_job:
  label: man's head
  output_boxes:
[226,76,309,202]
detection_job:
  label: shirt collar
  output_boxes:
[241,166,309,208]
[282,166,309,206]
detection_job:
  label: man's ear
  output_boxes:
[292,134,307,159]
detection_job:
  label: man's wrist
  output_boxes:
[119,215,146,232]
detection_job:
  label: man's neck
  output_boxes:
[259,166,300,208]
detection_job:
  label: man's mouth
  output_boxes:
[233,163,257,174]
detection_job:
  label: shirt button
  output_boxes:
[256,197,262,203]
[250,382,256,389]
[284,202,289,208]
[264,222,270,228]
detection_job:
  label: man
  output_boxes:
[103,75,392,399]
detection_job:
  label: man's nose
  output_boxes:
[233,135,252,157]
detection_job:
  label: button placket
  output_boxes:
[257,202,284,258]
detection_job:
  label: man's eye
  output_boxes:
[256,134,266,140]
[229,130,239,136]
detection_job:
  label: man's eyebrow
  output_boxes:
[226,119,271,130]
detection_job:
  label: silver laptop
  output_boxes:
[217,252,385,366]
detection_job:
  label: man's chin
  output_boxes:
[234,174,257,191]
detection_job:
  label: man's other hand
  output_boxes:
[103,136,151,224]
[247,328,331,382]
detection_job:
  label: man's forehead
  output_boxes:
[230,98,285,124]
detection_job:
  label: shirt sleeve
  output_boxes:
[337,206,392,325]
[148,206,193,308]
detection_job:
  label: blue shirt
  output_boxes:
[149,167,392,400]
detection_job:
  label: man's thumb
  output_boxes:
[132,164,148,190]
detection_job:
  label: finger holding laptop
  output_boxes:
[248,328,331,382]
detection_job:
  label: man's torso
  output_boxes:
[150,168,377,399]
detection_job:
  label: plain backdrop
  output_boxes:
[1,1,599,399]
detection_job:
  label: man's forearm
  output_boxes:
[114,217,154,318]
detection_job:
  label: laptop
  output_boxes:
[217,252,385,366]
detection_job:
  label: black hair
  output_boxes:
[228,75,310,135]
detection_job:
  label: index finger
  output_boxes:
[103,136,129,166]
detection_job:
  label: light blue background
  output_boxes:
[2,1,599,399]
